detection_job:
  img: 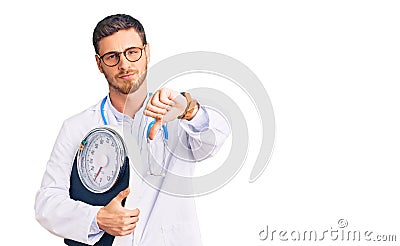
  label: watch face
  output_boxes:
[188,100,197,111]
[77,127,127,193]
[183,100,198,119]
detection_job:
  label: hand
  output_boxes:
[96,188,140,236]
[144,88,187,140]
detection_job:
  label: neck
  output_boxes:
[109,82,148,118]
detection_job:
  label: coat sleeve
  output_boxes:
[179,105,231,161]
[34,119,104,245]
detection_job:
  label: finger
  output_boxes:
[148,116,163,140]
[124,208,140,218]
[119,223,137,236]
[143,110,163,119]
[151,90,172,109]
[159,89,175,105]
[125,215,139,224]
[132,208,140,216]
[114,187,130,203]
[122,223,137,232]
[145,103,168,115]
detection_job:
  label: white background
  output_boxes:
[1,0,399,245]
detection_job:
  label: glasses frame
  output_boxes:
[97,45,146,67]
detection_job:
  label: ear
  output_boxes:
[144,43,150,64]
[95,55,104,73]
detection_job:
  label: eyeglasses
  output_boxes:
[97,45,146,67]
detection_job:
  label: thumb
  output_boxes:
[148,116,163,140]
[114,187,130,203]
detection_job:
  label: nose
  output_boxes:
[118,53,132,70]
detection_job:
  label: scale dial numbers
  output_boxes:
[77,128,126,193]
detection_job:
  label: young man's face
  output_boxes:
[96,28,150,95]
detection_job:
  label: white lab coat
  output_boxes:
[35,95,230,246]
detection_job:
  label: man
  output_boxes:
[35,14,230,245]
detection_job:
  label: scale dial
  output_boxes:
[77,127,127,193]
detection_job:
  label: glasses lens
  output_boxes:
[102,52,120,66]
[125,47,142,62]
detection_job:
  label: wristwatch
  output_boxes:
[177,92,199,120]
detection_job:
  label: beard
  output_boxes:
[103,64,148,95]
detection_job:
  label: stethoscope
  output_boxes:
[100,95,168,176]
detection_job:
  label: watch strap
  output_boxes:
[177,92,198,120]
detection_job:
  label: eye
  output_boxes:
[104,53,118,60]
[127,49,139,55]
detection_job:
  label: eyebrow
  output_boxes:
[100,45,145,56]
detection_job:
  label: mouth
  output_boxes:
[118,73,135,80]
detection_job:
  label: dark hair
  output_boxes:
[93,14,147,54]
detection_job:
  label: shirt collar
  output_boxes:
[106,94,125,123]
[106,93,150,123]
